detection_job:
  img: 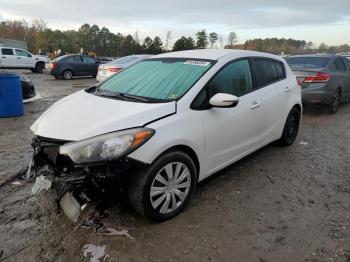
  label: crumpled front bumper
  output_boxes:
[30,136,145,222]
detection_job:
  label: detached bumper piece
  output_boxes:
[31,136,145,222]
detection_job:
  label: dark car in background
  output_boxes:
[20,74,36,99]
[50,54,101,80]
[286,55,350,113]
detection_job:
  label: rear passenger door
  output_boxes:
[0,48,16,67]
[252,58,289,142]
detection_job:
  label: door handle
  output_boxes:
[284,86,291,92]
[17,57,21,59]
[2,57,6,58]
[250,101,261,109]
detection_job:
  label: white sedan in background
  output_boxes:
[96,54,153,81]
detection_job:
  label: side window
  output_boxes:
[254,58,281,87]
[335,58,346,72]
[82,56,96,64]
[274,61,286,80]
[15,49,31,57]
[208,59,253,97]
[1,48,14,55]
[66,56,82,63]
[343,58,350,71]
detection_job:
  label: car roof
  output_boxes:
[287,54,339,59]
[153,49,281,61]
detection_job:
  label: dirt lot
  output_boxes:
[0,71,350,262]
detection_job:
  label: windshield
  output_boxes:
[97,58,214,101]
[111,56,138,65]
[286,57,329,70]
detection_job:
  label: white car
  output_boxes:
[96,54,153,81]
[30,49,301,222]
[0,47,50,73]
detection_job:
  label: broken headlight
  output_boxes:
[59,128,154,164]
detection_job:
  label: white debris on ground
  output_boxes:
[10,181,23,186]
[81,244,108,262]
[98,227,135,240]
[23,94,43,103]
[299,140,309,145]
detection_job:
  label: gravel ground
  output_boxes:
[0,71,349,262]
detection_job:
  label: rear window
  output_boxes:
[286,57,329,70]
[111,56,138,65]
[1,48,14,55]
[254,58,285,87]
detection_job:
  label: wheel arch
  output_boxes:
[153,144,200,178]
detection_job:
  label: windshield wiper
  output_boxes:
[95,89,170,103]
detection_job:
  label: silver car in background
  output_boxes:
[96,54,153,81]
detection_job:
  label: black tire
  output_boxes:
[129,150,197,221]
[279,107,300,146]
[328,88,341,114]
[62,70,73,80]
[35,62,45,73]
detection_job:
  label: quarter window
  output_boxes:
[335,58,346,72]
[1,48,14,55]
[254,58,285,87]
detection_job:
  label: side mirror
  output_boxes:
[209,93,239,108]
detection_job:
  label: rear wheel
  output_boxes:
[279,107,300,146]
[62,70,73,80]
[129,151,197,221]
[328,88,341,114]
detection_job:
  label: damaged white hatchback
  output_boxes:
[30,49,302,222]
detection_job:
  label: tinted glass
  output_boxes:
[83,56,95,64]
[335,58,346,72]
[99,58,213,100]
[15,49,30,57]
[275,61,286,79]
[208,59,253,97]
[66,56,82,63]
[1,48,14,55]
[254,58,280,87]
[286,57,329,70]
[343,58,350,71]
[111,56,138,65]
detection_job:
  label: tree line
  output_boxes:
[0,18,349,58]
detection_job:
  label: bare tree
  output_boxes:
[165,31,172,50]
[133,29,140,44]
[219,35,224,49]
[227,31,238,46]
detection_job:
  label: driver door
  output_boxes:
[194,58,263,175]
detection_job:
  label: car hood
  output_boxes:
[31,90,176,141]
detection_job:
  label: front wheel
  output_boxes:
[279,107,300,146]
[35,62,45,73]
[328,89,341,114]
[129,151,197,221]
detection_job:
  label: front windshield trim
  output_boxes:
[96,57,217,103]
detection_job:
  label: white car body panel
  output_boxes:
[31,90,176,141]
[31,49,301,182]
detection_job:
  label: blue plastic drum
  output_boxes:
[0,72,23,117]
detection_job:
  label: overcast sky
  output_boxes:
[1,0,350,46]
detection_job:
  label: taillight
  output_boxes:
[50,62,57,70]
[108,67,122,73]
[304,72,332,83]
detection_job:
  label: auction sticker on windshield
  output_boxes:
[184,60,211,66]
